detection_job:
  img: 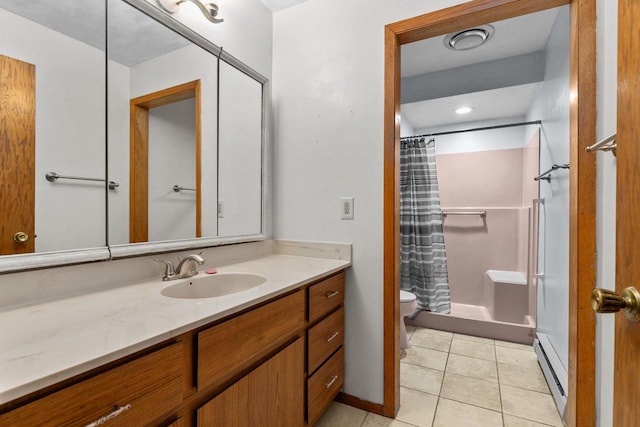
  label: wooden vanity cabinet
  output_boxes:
[306,272,345,426]
[198,290,305,391]
[0,343,184,427]
[0,271,346,427]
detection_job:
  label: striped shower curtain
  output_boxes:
[400,137,451,314]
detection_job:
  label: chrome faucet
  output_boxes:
[176,254,205,278]
[154,254,205,281]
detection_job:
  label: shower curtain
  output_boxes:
[400,137,451,314]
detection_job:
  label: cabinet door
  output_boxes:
[197,338,304,427]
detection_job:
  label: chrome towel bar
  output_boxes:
[45,171,119,190]
[534,164,569,182]
[586,133,617,156]
[442,210,487,217]
[173,185,196,192]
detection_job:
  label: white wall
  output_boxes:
[0,8,106,253]
[148,99,197,241]
[595,0,617,425]
[218,62,263,237]
[399,116,414,138]
[526,5,571,390]
[272,0,470,404]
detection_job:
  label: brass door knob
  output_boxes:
[13,232,29,243]
[591,287,640,322]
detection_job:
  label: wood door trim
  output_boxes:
[382,0,596,423]
[615,0,640,424]
[129,80,202,243]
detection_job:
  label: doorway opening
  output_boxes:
[129,80,202,243]
[383,0,596,425]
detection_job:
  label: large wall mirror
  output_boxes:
[0,1,107,260]
[0,0,267,271]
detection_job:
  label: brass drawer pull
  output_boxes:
[85,404,131,427]
[326,290,340,299]
[327,331,340,342]
[325,375,339,389]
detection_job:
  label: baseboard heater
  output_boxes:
[534,333,567,419]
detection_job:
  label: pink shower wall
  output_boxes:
[441,209,525,305]
[436,147,534,307]
[437,149,524,207]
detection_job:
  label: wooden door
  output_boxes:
[0,54,35,255]
[197,338,304,426]
[614,0,640,425]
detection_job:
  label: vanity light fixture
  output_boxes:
[444,25,495,51]
[157,0,224,24]
[455,106,474,115]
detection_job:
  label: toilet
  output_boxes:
[400,290,418,350]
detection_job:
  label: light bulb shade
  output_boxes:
[156,0,223,24]
[157,0,180,13]
[455,106,474,115]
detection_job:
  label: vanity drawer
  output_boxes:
[308,307,344,374]
[307,347,344,426]
[0,343,183,426]
[198,290,305,390]
[308,272,345,323]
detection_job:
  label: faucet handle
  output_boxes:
[154,258,176,281]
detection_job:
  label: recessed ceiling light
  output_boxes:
[455,106,474,115]
[444,25,495,51]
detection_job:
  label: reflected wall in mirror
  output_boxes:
[107,0,264,246]
[0,0,106,255]
[218,61,262,237]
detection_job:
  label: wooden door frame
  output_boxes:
[383,0,596,425]
[615,0,639,424]
[129,80,202,243]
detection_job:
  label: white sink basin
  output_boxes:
[161,273,267,299]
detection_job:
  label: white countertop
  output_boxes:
[0,253,350,405]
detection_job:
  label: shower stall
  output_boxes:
[406,123,541,345]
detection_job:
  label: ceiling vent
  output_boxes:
[443,25,495,51]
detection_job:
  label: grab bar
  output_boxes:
[45,171,119,190]
[586,133,617,156]
[173,185,196,192]
[534,164,569,182]
[532,198,545,281]
[442,210,486,217]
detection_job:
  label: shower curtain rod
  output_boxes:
[406,120,542,139]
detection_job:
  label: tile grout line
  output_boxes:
[495,340,506,427]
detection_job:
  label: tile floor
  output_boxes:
[316,326,564,427]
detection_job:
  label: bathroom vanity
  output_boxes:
[0,246,350,426]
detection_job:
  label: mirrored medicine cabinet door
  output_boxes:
[0,0,107,257]
[0,0,266,272]
[107,0,265,249]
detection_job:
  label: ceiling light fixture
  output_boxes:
[444,25,495,51]
[157,0,224,24]
[455,106,474,115]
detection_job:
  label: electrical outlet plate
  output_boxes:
[341,197,354,220]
